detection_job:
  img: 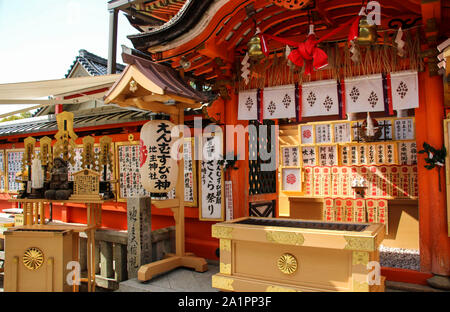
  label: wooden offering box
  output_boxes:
[4,227,77,292]
[212,217,385,292]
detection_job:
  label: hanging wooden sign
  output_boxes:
[70,169,101,201]
[225,181,233,221]
[281,168,302,192]
[199,132,224,221]
[315,124,332,144]
[318,145,338,166]
[334,123,351,143]
[281,146,300,167]
[0,150,5,192]
[53,111,78,166]
[300,124,314,144]
[140,119,178,194]
[301,146,317,166]
[397,141,417,165]
[394,118,415,140]
[116,141,150,201]
[6,149,24,193]
[82,136,96,170]
[183,137,197,207]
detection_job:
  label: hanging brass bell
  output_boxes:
[356,16,378,45]
[247,35,264,60]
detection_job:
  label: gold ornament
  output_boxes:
[247,35,264,60]
[277,253,298,275]
[53,112,78,166]
[220,262,232,275]
[212,275,234,291]
[23,247,44,270]
[266,285,298,292]
[211,226,233,239]
[344,236,375,251]
[266,231,304,246]
[356,16,378,45]
[129,80,138,93]
[220,239,231,252]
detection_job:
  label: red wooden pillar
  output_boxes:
[55,104,63,114]
[415,66,450,276]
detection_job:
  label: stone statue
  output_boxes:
[44,157,72,200]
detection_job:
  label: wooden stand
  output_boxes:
[103,58,209,282]
[137,104,207,282]
[8,198,106,292]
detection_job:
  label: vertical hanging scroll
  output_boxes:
[199,131,224,221]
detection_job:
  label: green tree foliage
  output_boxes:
[0,112,32,123]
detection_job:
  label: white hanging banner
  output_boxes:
[238,89,258,120]
[390,70,419,110]
[301,79,339,117]
[345,74,385,113]
[263,84,296,119]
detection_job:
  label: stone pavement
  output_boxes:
[1,262,448,292]
[117,262,219,292]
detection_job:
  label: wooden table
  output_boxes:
[8,198,108,292]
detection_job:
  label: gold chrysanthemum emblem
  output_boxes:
[277,253,298,275]
[23,247,44,270]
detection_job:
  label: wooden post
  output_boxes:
[416,67,450,276]
[39,202,45,225]
[137,103,207,282]
[174,103,185,256]
[126,197,152,279]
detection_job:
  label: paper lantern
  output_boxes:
[139,115,178,194]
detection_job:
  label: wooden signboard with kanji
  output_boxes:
[70,169,101,201]
[199,131,225,221]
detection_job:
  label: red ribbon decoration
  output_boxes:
[261,16,362,75]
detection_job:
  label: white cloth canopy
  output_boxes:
[0,74,119,101]
[0,74,119,117]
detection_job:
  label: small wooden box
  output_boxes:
[212,217,385,292]
[4,227,77,292]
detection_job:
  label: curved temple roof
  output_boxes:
[121,0,426,83]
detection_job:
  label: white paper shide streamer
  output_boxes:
[241,53,250,85]
[395,27,405,57]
